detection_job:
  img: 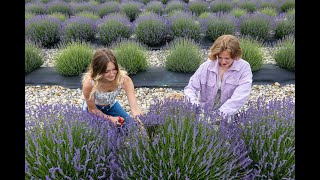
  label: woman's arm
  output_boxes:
[121,74,143,118]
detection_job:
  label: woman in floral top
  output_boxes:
[82,48,143,127]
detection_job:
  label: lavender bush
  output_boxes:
[259,7,277,17]
[110,38,148,75]
[62,16,97,42]
[144,0,164,15]
[96,13,132,45]
[273,35,295,71]
[134,12,168,46]
[239,36,263,72]
[279,0,295,12]
[239,13,273,41]
[209,0,233,13]
[49,12,68,22]
[229,8,247,18]
[46,1,72,16]
[165,0,187,15]
[120,1,144,21]
[116,98,252,179]
[25,103,120,179]
[97,1,120,18]
[75,11,100,20]
[168,11,202,41]
[188,0,209,16]
[25,15,62,48]
[238,0,257,13]
[53,41,94,76]
[25,12,35,20]
[202,13,236,41]
[71,2,97,14]
[163,37,203,73]
[25,2,47,14]
[25,40,44,74]
[236,97,295,179]
[274,13,295,39]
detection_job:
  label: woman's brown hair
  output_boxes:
[208,34,242,61]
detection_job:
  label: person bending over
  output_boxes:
[184,34,253,117]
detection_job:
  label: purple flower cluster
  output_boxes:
[25,2,46,14]
[116,98,252,179]
[25,103,125,179]
[46,1,72,16]
[97,1,121,18]
[236,97,295,179]
[70,1,98,14]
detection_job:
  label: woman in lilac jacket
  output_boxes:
[184,34,253,116]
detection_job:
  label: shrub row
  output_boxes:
[25,35,295,76]
[25,10,295,48]
[25,95,295,179]
[25,0,295,18]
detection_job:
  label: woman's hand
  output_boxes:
[108,116,122,127]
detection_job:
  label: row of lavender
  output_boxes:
[25,0,295,48]
[25,96,295,179]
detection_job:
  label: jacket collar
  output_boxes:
[208,58,242,72]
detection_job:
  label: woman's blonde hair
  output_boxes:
[208,34,242,61]
[82,48,127,100]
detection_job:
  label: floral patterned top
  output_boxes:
[91,80,122,105]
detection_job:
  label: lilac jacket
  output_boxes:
[184,58,253,116]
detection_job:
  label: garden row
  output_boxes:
[25,0,295,48]
[26,35,295,76]
[25,96,295,179]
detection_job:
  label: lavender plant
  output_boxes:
[165,0,187,15]
[273,35,295,71]
[134,12,168,46]
[25,103,120,179]
[144,0,164,15]
[202,13,236,41]
[238,0,257,13]
[110,38,148,75]
[53,41,94,76]
[75,11,100,20]
[120,1,144,21]
[71,2,97,14]
[116,98,252,179]
[258,0,279,10]
[62,16,97,42]
[239,13,273,41]
[96,13,132,45]
[46,1,72,16]
[25,12,35,20]
[188,1,209,16]
[25,2,47,14]
[25,40,44,74]
[97,1,120,18]
[236,97,295,179]
[258,7,277,17]
[279,0,295,12]
[49,12,68,22]
[274,13,295,39]
[229,8,247,18]
[163,37,203,73]
[168,11,202,41]
[25,15,62,48]
[209,0,233,13]
[239,36,263,72]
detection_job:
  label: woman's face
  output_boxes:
[217,50,234,69]
[102,62,117,81]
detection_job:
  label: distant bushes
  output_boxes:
[273,35,295,71]
[54,41,94,76]
[111,39,148,75]
[239,36,264,72]
[61,16,97,42]
[164,37,203,73]
[25,40,44,74]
